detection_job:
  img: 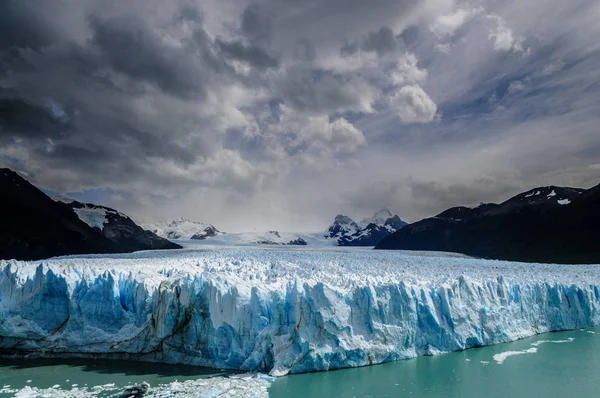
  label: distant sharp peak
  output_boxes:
[327,208,407,245]
[359,208,393,227]
[166,217,208,227]
[333,214,357,224]
[155,217,219,231]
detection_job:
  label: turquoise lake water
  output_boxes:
[1,327,598,397]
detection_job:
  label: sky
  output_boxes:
[1,0,599,231]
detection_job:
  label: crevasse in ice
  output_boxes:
[1,247,599,376]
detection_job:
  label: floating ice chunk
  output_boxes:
[557,199,571,205]
[588,331,596,334]
[2,376,271,398]
[493,347,537,364]
[547,190,557,198]
[530,337,574,346]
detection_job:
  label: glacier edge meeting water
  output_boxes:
[0,247,599,376]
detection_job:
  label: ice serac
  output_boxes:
[0,248,599,376]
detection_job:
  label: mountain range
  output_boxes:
[375,185,600,264]
[144,218,223,240]
[3,166,599,263]
[326,209,407,246]
[0,168,180,261]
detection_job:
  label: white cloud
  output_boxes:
[507,80,525,93]
[539,61,565,76]
[390,85,437,123]
[430,7,483,37]
[388,53,428,85]
[434,42,453,54]
[487,15,524,52]
[276,105,366,154]
[279,66,378,115]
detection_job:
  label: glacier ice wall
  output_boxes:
[0,248,599,376]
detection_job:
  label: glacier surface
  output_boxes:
[1,247,599,376]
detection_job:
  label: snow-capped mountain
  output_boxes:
[327,215,360,238]
[326,209,407,246]
[0,168,180,261]
[144,218,223,240]
[358,208,394,228]
[376,184,600,263]
[64,201,181,252]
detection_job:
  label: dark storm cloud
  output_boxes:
[216,38,279,70]
[407,178,526,216]
[0,1,58,50]
[340,41,359,57]
[241,4,273,45]
[0,98,69,139]
[293,39,316,62]
[279,68,375,114]
[0,0,599,231]
[338,174,527,221]
[88,15,210,100]
[175,2,204,23]
[340,26,399,57]
[363,26,398,56]
[214,3,279,71]
[0,0,259,193]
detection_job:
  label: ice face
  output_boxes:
[0,247,599,376]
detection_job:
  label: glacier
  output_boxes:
[0,246,599,376]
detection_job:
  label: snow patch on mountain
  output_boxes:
[144,218,222,240]
[72,206,108,230]
[515,186,584,207]
[71,204,127,231]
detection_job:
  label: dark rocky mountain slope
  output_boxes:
[375,185,600,264]
[0,168,180,261]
